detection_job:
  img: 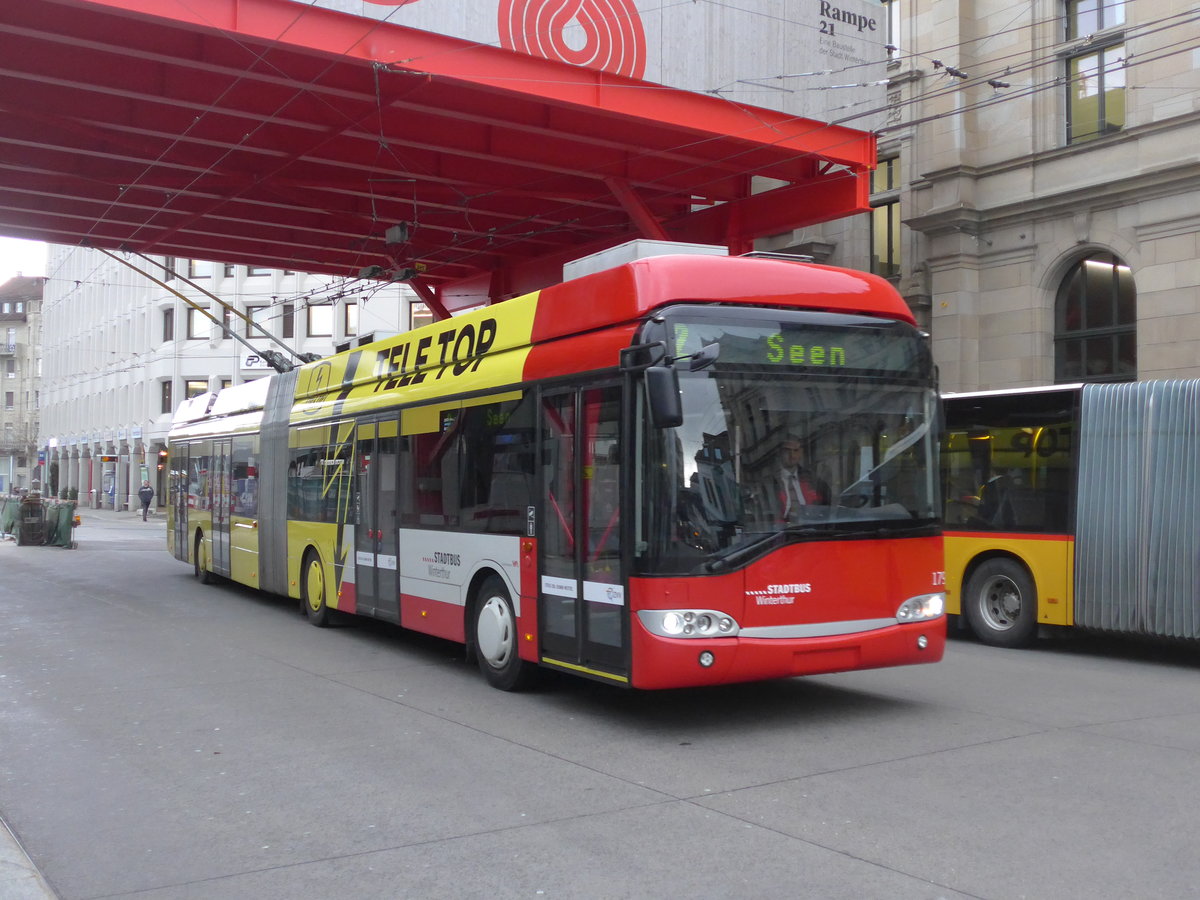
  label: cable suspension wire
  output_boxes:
[357,8,1197,274]
[127,252,320,367]
[93,248,316,373]
[34,1,1200,311]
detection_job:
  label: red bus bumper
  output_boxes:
[629,617,946,690]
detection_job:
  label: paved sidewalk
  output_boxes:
[0,505,164,899]
[1,820,55,900]
[76,505,166,524]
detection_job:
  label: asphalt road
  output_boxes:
[2,510,1200,899]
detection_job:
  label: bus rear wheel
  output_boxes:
[964,558,1037,648]
[194,533,213,584]
[302,549,332,627]
[473,575,534,691]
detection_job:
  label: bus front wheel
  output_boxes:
[194,533,213,585]
[964,558,1037,648]
[302,550,332,628]
[473,576,534,691]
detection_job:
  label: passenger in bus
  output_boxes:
[774,435,830,521]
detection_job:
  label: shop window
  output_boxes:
[1064,2,1125,145]
[869,157,900,279]
[1065,0,1124,40]
[881,0,900,58]
[1055,252,1136,382]
[306,303,333,337]
[1066,45,1125,144]
[410,302,434,331]
[186,307,209,340]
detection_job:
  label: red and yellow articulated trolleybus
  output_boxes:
[168,251,945,690]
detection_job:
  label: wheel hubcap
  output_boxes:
[981,575,1021,630]
[307,561,324,612]
[476,595,513,669]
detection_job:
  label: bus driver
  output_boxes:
[775,436,830,521]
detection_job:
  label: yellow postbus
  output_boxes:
[941,380,1200,647]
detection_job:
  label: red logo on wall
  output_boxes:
[498,0,647,79]
[359,1,647,80]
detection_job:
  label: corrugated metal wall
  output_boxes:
[1075,380,1200,638]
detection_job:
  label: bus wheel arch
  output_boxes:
[470,571,535,691]
[301,546,332,627]
[963,554,1038,648]
[193,529,213,584]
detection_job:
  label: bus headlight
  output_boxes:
[896,592,945,623]
[639,609,740,638]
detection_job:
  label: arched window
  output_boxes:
[1054,252,1136,382]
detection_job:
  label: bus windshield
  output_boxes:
[636,311,939,575]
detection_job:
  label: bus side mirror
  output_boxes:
[644,364,683,429]
[621,342,682,429]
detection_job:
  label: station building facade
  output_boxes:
[329,0,1200,389]
[0,275,43,494]
[875,0,1200,389]
[33,0,1200,507]
[39,251,420,510]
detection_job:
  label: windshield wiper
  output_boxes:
[701,525,828,573]
[836,420,930,504]
[700,517,938,574]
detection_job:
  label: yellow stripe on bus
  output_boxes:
[540,657,630,684]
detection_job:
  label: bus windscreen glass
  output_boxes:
[637,310,939,575]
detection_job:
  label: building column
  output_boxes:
[150,442,166,508]
[118,442,132,511]
[71,449,82,498]
[84,450,98,508]
[101,448,116,509]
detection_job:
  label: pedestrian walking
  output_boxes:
[138,480,155,521]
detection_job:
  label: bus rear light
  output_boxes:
[638,609,739,638]
[896,593,945,623]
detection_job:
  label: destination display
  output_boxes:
[668,316,929,376]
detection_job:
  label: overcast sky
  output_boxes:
[0,237,47,282]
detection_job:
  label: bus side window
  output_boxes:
[287,448,319,520]
[192,452,211,511]
[458,394,536,534]
[401,407,460,528]
[231,436,257,517]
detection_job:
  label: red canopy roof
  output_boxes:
[0,0,875,311]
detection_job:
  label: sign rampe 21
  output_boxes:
[818,0,880,35]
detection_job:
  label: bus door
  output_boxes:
[172,444,189,561]
[354,417,400,621]
[538,384,627,681]
[211,438,232,577]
